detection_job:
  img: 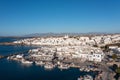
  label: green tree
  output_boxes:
[112,54,117,60]
[116,67,120,74]
[113,64,118,71]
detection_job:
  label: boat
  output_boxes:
[58,64,70,70]
[7,57,10,60]
[84,68,90,72]
[78,75,93,80]
[83,75,93,80]
[79,68,85,71]
[21,59,33,64]
[35,61,44,66]
[7,55,15,60]
[44,64,54,70]
[77,76,83,80]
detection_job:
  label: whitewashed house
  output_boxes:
[88,52,104,62]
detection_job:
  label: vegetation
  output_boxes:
[112,54,118,60]
[113,64,118,71]
[116,67,120,74]
[114,67,120,80]
[100,45,109,52]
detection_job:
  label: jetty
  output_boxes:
[0,42,22,46]
[0,50,29,60]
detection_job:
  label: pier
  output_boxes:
[0,42,23,46]
[0,50,29,60]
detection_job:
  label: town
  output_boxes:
[7,34,120,80]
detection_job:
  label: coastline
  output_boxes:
[1,34,120,80]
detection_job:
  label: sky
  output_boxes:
[0,0,120,36]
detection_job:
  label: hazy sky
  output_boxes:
[0,0,120,36]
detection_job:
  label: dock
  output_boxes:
[0,50,29,60]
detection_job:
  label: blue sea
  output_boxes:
[0,37,96,80]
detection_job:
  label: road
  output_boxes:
[99,62,114,80]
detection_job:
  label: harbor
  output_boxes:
[1,34,120,80]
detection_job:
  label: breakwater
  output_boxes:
[0,42,22,45]
[0,50,28,60]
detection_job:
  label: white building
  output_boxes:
[88,52,104,62]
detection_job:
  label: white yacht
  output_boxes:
[21,59,33,64]
[79,68,85,71]
[35,61,44,66]
[58,64,70,70]
[44,63,55,69]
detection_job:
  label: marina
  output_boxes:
[0,58,97,80]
